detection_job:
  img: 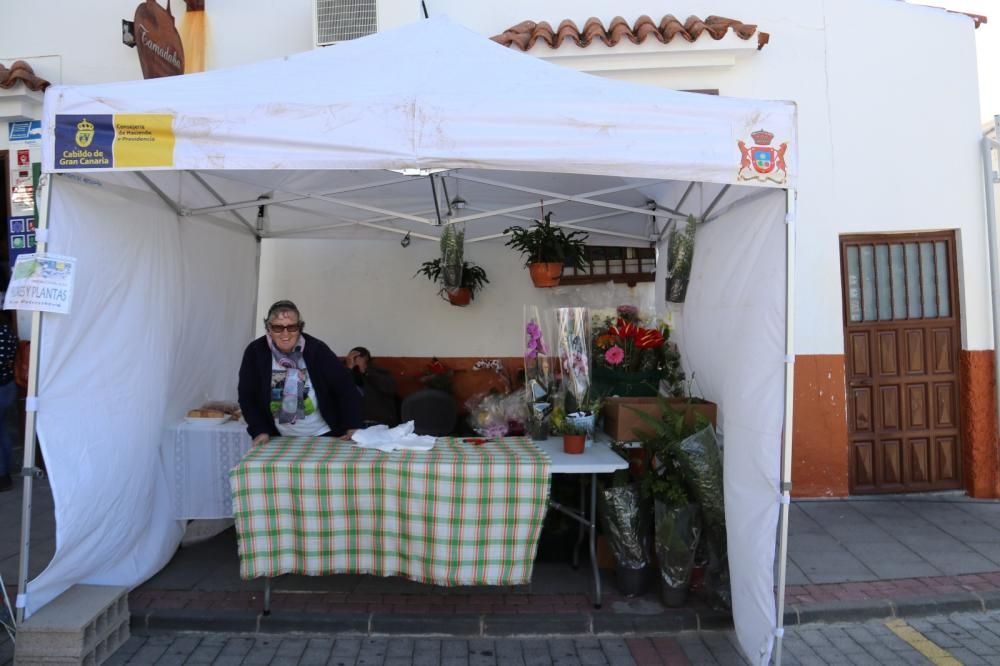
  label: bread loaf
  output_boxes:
[187,409,226,418]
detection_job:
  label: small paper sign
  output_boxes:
[4,253,77,314]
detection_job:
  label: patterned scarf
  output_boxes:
[267,334,307,424]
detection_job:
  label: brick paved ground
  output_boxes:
[9,610,1000,664]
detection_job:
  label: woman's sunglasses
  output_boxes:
[267,323,302,334]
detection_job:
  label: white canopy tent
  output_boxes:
[16,16,797,665]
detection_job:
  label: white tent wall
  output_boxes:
[670,190,788,665]
[26,175,258,615]
[257,239,653,354]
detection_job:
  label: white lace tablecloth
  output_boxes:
[161,420,252,519]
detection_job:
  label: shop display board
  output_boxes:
[7,120,42,267]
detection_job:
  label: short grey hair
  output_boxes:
[265,300,302,326]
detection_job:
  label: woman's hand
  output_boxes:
[252,433,270,446]
[341,429,358,440]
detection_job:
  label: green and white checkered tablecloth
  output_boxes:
[229,436,551,585]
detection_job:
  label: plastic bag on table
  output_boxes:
[465,391,523,438]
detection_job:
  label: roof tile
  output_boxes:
[492,15,768,51]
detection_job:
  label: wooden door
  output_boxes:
[841,233,962,494]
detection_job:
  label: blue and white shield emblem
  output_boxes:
[753,147,775,174]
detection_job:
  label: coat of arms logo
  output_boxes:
[738,129,789,184]
[75,118,95,148]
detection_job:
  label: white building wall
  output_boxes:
[258,239,654,356]
[0,0,990,355]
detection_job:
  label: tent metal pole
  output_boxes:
[773,187,797,666]
[453,173,682,217]
[981,117,1000,479]
[188,172,258,235]
[14,173,54,625]
[136,172,183,216]
[183,174,415,217]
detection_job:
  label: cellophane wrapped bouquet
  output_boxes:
[524,306,557,439]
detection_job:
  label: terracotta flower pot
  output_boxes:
[446,287,472,306]
[528,262,563,288]
[563,433,585,454]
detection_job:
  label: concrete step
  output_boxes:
[15,585,129,666]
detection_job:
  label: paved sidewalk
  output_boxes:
[5,476,1000,642]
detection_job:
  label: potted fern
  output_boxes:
[503,210,589,287]
[415,258,489,306]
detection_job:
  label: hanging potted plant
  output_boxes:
[439,224,464,291]
[503,209,588,288]
[415,258,489,306]
[666,215,698,303]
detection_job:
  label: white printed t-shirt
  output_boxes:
[270,358,330,437]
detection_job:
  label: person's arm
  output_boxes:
[237,342,272,443]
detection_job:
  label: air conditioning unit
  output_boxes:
[314,0,378,46]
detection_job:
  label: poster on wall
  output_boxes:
[3,253,77,315]
[8,121,42,268]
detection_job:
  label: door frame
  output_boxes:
[839,230,963,494]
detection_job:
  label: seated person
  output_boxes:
[238,300,362,445]
[346,346,400,427]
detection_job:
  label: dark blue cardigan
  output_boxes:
[238,333,363,438]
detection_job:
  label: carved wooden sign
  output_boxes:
[133,0,184,79]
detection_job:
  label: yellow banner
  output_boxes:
[112,114,174,168]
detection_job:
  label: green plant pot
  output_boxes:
[593,365,661,397]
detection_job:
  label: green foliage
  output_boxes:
[440,224,464,268]
[414,259,490,298]
[630,399,709,507]
[503,211,589,270]
[667,215,698,283]
[555,419,587,436]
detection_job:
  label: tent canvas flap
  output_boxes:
[42,17,796,187]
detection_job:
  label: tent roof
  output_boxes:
[40,16,796,243]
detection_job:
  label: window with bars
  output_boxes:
[560,246,656,286]
[842,236,954,323]
[316,0,377,44]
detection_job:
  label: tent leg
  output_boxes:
[773,188,797,666]
[15,174,53,624]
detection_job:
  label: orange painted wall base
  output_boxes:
[960,350,999,498]
[790,351,1000,499]
[368,356,523,412]
[791,355,849,497]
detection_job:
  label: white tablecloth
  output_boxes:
[161,420,252,520]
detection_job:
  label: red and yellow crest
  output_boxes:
[738,129,789,184]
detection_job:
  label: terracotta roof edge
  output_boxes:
[491,14,765,52]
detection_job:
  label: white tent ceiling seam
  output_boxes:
[23,15,797,666]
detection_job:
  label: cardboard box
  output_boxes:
[603,397,717,442]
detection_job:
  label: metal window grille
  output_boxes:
[561,246,656,285]
[843,238,953,323]
[316,0,377,44]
